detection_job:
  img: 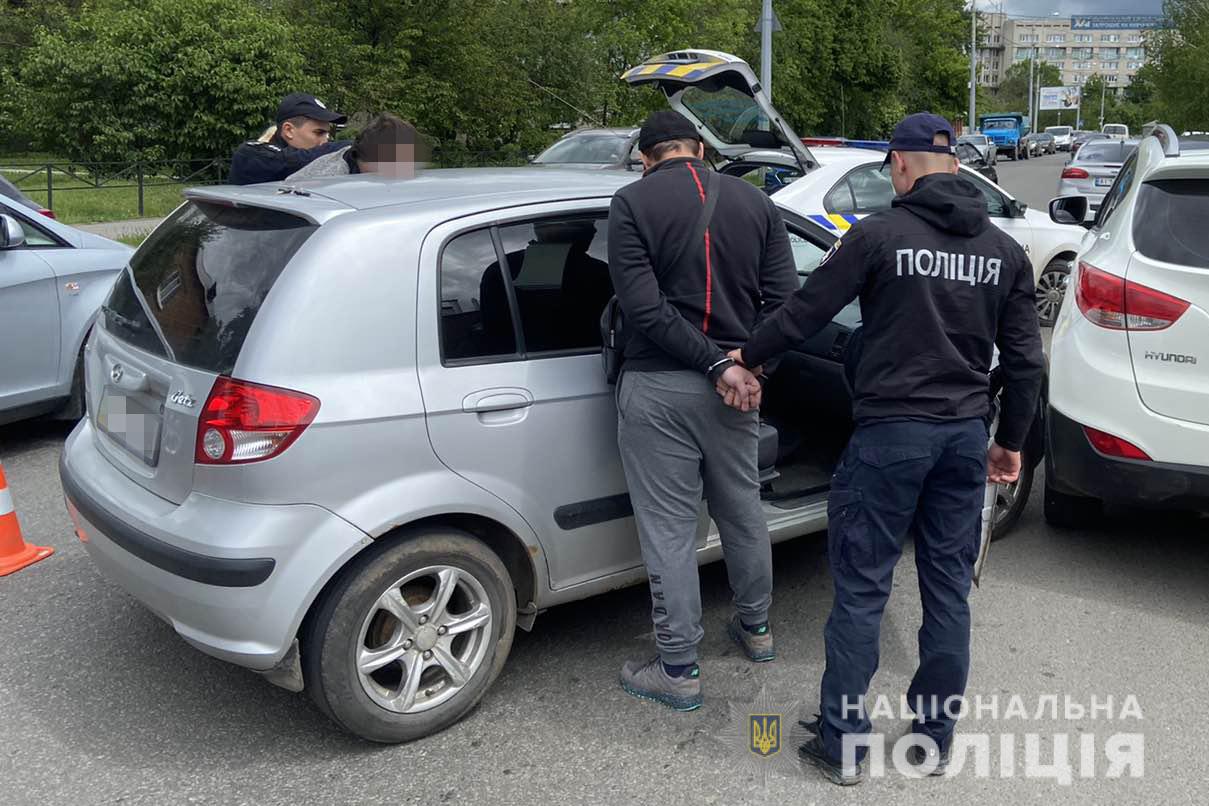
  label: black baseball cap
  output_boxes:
[882,112,956,165]
[275,92,347,125]
[638,110,703,153]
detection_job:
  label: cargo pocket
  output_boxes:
[826,488,867,574]
[856,445,934,469]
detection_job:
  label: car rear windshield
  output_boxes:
[1133,179,1209,268]
[101,201,316,373]
[535,133,631,164]
[1077,142,1135,164]
[1046,126,1072,136]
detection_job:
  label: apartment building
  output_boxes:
[976,13,1164,91]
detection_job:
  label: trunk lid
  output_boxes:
[621,49,817,174]
[89,198,322,503]
[1125,173,1209,426]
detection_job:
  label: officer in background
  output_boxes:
[228,92,348,185]
[733,113,1044,785]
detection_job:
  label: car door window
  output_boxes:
[823,179,856,213]
[1094,153,1138,229]
[3,209,59,247]
[787,230,828,284]
[848,166,896,211]
[497,215,612,354]
[958,169,1010,217]
[439,228,519,362]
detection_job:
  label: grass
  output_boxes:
[1,158,208,225]
[115,231,152,247]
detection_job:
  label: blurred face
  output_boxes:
[357,142,417,179]
[279,118,333,150]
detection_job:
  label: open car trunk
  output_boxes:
[621,50,817,176]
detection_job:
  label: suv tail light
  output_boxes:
[38,208,56,219]
[1083,426,1151,461]
[1061,167,1089,179]
[1075,262,1190,331]
[195,377,319,464]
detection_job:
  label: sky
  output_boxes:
[985,0,1165,14]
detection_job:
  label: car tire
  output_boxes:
[54,345,87,421]
[990,448,1034,541]
[304,528,517,743]
[1043,479,1103,529]
[1035,259,1070,327]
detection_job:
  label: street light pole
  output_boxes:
[969,1,978,134]
[761,0,774,102]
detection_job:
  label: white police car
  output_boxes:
[623,49,1085,326]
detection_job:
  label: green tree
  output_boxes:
[988,58,1062,123]
[1146,0,1209,130]
[17,0,303,164]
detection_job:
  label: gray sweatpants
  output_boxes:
[617,369,773,666]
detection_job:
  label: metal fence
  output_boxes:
[1,150,531,217]
[0,158,230,217]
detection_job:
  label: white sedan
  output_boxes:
[757,147,1085,326]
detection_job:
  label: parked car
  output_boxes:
[1045,125,1074,151]
[1102,123,1130,140]
[0,194,131,425]
[1044,126,1209,526]
[0,174,55,218]
[958,133,997,164]
[1057,138,1140,221]
[530,127,641,170]
[60,50,1040,745]
[1070,131,1108,157]
[1024,132,1057,157]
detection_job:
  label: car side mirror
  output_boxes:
[1048,195,1088,226]
[0,214,26,249]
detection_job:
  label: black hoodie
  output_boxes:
[744,172,1044,451]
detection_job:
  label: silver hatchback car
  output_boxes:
[61,169,1027,743]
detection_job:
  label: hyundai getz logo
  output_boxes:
[170,391,196,408]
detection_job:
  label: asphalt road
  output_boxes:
[993,151,1069,212]
[4,156,1208,805]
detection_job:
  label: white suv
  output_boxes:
[1045,127,1209,525]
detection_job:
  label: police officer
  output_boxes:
[610,110,799,711]
[733,113,1044,785]
[228,93,348,185]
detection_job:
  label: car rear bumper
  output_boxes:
[60,419,371,670]
[1046,406,1209,510]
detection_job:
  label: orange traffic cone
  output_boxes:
[0,462,54,576]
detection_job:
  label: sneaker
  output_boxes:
[798,736,863,786]
[906,741,951,777]
[619,657,703,711]
[727,616,775,662]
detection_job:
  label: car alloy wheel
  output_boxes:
[1035,261,1071,327]
[355,564,494,714]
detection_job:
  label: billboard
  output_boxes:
[1070,15,1165,30]
[1039,86,1081,111]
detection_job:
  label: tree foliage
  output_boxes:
[1145,0,1209,131]
[4,0,976,162]
[14,0,303,163]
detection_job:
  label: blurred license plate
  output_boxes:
[97,386,163,466]
[1095,177,1115,187]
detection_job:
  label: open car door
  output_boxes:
[622,50,817,179]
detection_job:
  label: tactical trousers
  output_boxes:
[617,370,773,666]
[818,418,988,761]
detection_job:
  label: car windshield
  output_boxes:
[961,135,988,145]
[1046,127,1072,136]
[983,119,1017,130]
[533,133,631,164]
[1104,125,1128,136]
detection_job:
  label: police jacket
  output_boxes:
[743,172,1044,451]
[607,156,798,377]
[228,137,346,185]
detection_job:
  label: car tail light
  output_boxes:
[1083,426,1151,461]
[1061,167,1089,179]
[195,377,319,464]
[38,208,56,219]
[1075,262,1189,331]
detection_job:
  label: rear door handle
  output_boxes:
[462,388,534,413]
